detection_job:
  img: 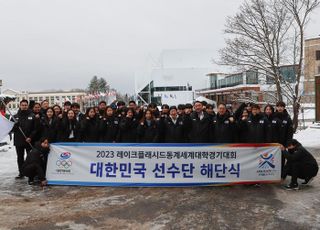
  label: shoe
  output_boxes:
[301,177,314,186]
[15,175,25,179]
[284,183,299,190]
[28,178,35,185]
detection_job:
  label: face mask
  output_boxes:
[288,148,295,154]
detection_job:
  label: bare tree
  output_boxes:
[281,0,319,130]
[219,0,319,131]
[219,0,293,101]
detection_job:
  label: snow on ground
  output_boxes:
[294,122,320,148]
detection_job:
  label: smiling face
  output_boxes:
[46,108,54,118]
[67,110,75,120]
[106,107,114,117]
[170,108,177,119]
[88,109,96,118]
[33,104,41,113]
[20,101,29,111]
[265,106,273,116]
[53,106,62,116]
[194,102,203,113]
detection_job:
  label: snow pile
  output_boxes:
[294,123,320,148]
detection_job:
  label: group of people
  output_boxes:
[8,99,318,189]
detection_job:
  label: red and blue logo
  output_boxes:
[59,152,71,160]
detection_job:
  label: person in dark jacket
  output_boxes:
[159,106,186,143]
[137,109,159,143]
[118,108,139,143]
[237,109,249,143]
[128,100,144,121]
[274,101,294,147]
[39,107,58,143]
[32,102,43,143]
[80,107,100,142]
[205,104,216,118]
[98,101,107,117]
[233,102,247,121]
[71,103,85,122]
[281,139,319,190]
[40,100,49,118]
[11,100,38,179]
[148,103,160,119]
[264,104,281,143]
[160,104,170,119]
[184,103,193,116]
[274,101,294,176]
[53,104,62,118]
[56,109,80,142]
[239,104,268,143]
[22,138,50,186]
[185,101,212,143]
[212,103,236,143]
[99,106,119,143]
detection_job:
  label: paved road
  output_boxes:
[0,146,319,230]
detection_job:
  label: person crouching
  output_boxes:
[281,139,319,190]
[22,137,50,186]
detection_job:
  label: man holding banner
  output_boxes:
[11,100,38,179]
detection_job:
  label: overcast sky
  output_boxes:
[0,0,319,94]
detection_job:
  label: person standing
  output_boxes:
[11,100,38,179]
[263,104,281,143]
[118,108,139,143]
[56,110,80,142]
[274,101,294,147]
[80,107,100,142]
[185,101,212,143]
[158,106,186,143]
[99,106,119,143]
[212,103,236,143]
[239,104,268,143]
[137,109,159,143]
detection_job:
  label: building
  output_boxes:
[304,37,320,121]
[196,65,299,105]
[135,49,217,106]
[2,89,86,111]
[304,37,320,103]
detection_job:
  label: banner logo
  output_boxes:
[56,152,72,170]
[258,153,275,169]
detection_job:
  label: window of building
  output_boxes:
[246,71,259,84]
[316,50,320,60]
[318,66,320,74]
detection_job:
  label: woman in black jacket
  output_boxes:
[99,106,119,143]
[39,107,58,143]
[80,107,100,142]
[22,138,50,186]
[119,108,139,143]
[57,109,80,142]
[263,104,281,143]
[137,109,159,143]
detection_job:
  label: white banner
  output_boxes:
[0,114,14,142]
[46,143,281,187]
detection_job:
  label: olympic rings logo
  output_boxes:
[56,160,72,168]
